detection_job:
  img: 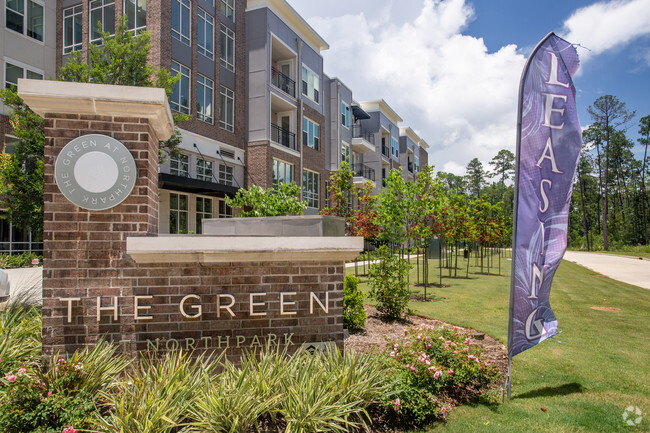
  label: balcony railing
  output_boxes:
[408,162,414,173]
[271,67,296,98]
[271,123,297,151]
[381,143,390,158]
[352,124,374,143]
[352,163,375,182]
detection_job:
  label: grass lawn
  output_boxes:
[348,252,650,432]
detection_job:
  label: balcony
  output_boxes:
[351,125,375,154]
[381,143,390,158]
[271,123,297,151]
[408,162,414,173]
[271,67,295,98]
[352,163,375,182]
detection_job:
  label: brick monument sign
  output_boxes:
[18,79,362,361]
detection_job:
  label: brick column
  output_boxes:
[18,79,173,356]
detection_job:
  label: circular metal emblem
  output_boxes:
[54,134,137,211]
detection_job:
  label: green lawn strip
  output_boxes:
[347,254,650,432]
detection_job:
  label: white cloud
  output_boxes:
[562,0,650,62]
[307,0,526,172]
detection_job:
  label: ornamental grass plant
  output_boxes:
[0,299,41,378]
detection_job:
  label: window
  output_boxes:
[272,159,293,186]
[218,164,234,186]
[341,102,350,128]
[90,0,115,44]
[3,136,20,155]
[169,193,188,234]
[197,75,214,124]
[415,155,420,172]
[6,0,43,42]
[219,85,234,132]
[220,25,235,72]
[195,197,212,234]
[4,62,42,89]
[172,0,190,45]
[171,61,190,115]
[302,117,320,150]
[197,9,214,59]
[391,137,399,158]
[220,0,234,20]
[170,153,190,177]
[341,143,350,162]
[301,65,319,103]
[63,5,83,54]
[303,170,319,209]
[218,200,233,218]
[196,158,213,181]
[124,0,146,33]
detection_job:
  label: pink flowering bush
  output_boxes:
[379,324,499,426]
[0,361,94,433]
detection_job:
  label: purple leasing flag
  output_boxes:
[508,33,581,358]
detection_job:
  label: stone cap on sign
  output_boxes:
[202,215,345,237]
[17,79,174,140]
[126,235,364,263]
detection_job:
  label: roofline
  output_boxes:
[247,0,330,53]
[359,99,403,125]
[399,126,429,149]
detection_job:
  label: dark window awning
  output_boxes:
[158,173,239,198]
[352,105,371,120]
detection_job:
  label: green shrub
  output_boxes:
[343,274,366,331]
[368,245,412,320]
[0,362,96,433]
[380,324,500,426]
[0,253,41,269]
[0,302,41,378]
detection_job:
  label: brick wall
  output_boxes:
[41,112,160,356]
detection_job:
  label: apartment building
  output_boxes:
[399,127,429,182]
[246,0,329,215]
[1,0,56,254]
[1,0,430,252]
[56,0,247,234]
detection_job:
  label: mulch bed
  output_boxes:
[344,305,509,430]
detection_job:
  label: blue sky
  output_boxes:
[289,0,650,174]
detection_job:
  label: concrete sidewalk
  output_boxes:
[563,251,650,290]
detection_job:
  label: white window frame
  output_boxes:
[197,8,214,59]
[6,0,44,42]
[195,196,213,234]
[219,85,234,132]
[272,159,293,186]
[341,101,350,128]
[124,0,146,33]
[302,169,319,209]
[197,74,214,124]
[170,153,190,177]
[90,0,115,45]
[171,0,191,46]
[302,117,320,150]
[341,142,350,163]
[171,61,191,115]
[4,59,43,88]
[301,64,319,103]
[196,158,213,182]
[169,192,189,234]
[220,0,234,21]
[218,164,234,186]
[391,136,399,158]
[220,24,235,72]
[63,4,83,54]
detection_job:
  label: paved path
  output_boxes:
[2,266,43,304]
[563,251,650,290]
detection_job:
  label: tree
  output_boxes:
[465,158,487,198]
[0,16,185,234]
[488,149,515,186]
[225,182,306,217]
[321,161,355,232]
[586,95,635,250]
[639,115,649,244]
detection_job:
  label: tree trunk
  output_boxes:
[603,135,610,251]
[579,176,590,251]
[642,141,649,245]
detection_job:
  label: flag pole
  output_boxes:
[505,31,556,402]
